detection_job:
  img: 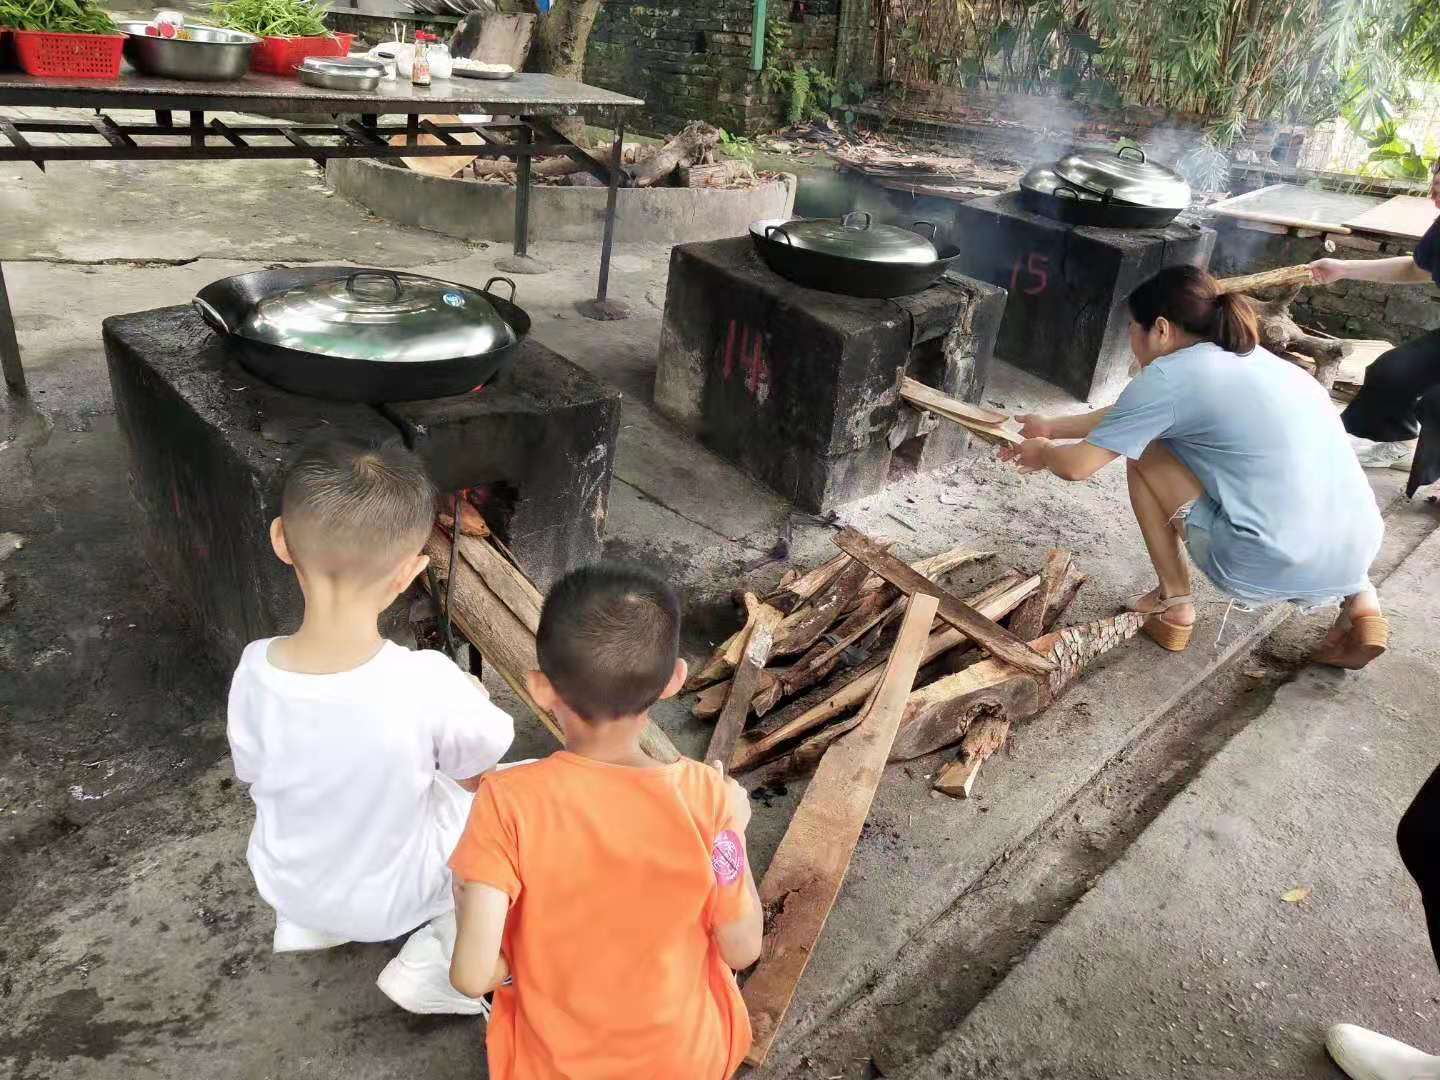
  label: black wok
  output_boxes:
[193,266,531,403]
[748,219,963,299]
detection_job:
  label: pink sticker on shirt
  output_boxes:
[711,829,745,887]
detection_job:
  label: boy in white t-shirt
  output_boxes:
[227,437,514,1015]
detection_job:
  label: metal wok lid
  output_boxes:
[229,270,517,363]
[1019,163,1103,202]
[1053,146,1190,210]
[753,212,940,265]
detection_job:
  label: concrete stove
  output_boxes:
[654,237,1006,513]
[948,192,1216,402]
[104,306,620,662]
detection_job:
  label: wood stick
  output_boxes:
[705,609,781,767]
[933,717,1010,798]
[770,557,871,658]
[684,593,784,691]
[855,546,994,599]
[834,528,1055,675]
[730,574,1039,773]
[1007,549,1073,642]
[751,588,896,717]
[454,533,544,636]
[742,593,940,1066]
[692,680,729,722]
[766,552,849,606]
[1214,264,1314,295]
[888,612,1144,762]
[423,529,681,764]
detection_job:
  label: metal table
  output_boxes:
[0,69,644,395]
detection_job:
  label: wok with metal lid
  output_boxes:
[1019,147,1191,228]
[193,266,530,402]
[748,211,962,298]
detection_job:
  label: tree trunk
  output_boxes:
[533,0,604,141]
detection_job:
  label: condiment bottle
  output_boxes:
[412,33,431,86]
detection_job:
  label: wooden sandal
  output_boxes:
[1141,593,1195,653]
[1313,614,1389,670]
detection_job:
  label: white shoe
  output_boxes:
[1351,437,1416,470]
[273,914,350,954]
[376,914,490,1017]
[1327,1023,1440,1080]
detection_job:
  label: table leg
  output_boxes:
[494,119,546,275]
[0,261,26,396]
[579,111,630,321]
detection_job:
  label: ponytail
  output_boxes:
[1213,290,1259,355]
[1128,265,1260,356]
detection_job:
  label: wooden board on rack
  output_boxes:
[1209,183,1383,234]
[1343,195,1439,241]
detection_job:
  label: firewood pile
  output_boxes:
[699,526,1144,1065]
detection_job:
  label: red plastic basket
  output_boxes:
[12,29,124,79]
[251,32,354,76]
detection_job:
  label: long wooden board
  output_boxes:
[1208,183,1380,234]
[1343,194,1439,240]
[833,528,1055,675]
[899,377,1020,446]
[387,113,484,178]
[741,593,940,1066]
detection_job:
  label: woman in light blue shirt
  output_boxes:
[1000,265,1387,669]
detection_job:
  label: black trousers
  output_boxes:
[1398,761,1440,970]
[1341,328,1440,497]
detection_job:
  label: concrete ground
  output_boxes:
[909,525,1440,1080]
[2,122,1437,1078]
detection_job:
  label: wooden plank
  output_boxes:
[387,113,484,177]
[684,593,785,691]
[454,533,544,635]
[1343,195,1439,240]
[742,593,940,1066]
[1208,182,1378,234]
[730,573,1039,773]
[705,608,781,767]
[833,528,1054,675]
[933,716,1010,798]
[899,377,1020,446]
[424,528,681,764]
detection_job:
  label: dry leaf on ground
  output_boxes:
[1280,886,1312,903]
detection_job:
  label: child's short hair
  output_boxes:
[536,564,680,721]
[279,437,436,580]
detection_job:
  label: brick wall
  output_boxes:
[585,2,840,135]
[1209,221,1440,344]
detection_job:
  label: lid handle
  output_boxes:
[345,270,404,302]
[841,210,872,230]
[482,276,517,303]
[1117,145,1146,163]
[912,221,938,240]
[764,224,794,246]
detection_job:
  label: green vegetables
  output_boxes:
[211,0,332,37]
[0,0,118,34]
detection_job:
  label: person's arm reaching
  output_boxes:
[1015,407,1111,441]
[999,438,1119,481]
[1311,256,1432,286]
[450,881,511,998]
[710,762,763,971]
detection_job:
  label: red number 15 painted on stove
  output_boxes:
[1010,253,1050,296]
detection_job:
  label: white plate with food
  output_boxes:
[452,58,515,80]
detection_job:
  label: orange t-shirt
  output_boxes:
[448,752,753,1080]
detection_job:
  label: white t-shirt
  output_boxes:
[227,639,515,942]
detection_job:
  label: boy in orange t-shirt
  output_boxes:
[447,563,762,1079]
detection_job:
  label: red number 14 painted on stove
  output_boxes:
[1010,253,1050,296]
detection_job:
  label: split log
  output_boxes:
[692,680,729,722]
[437,496,490,538]
[705,607,782,767]
[933,716,1009,798]
[742,594,940,1067]
[680,159,755,187]
[1247,284,1352,388]
[898,377,1021,447]
[834,528,1055,676]
[629,121,723,188]
[423,528,680,764]
[1007,550,1073,642]
[731,573,1039,773]
[888,612,1144,762]
[855,546,995,600]
[770,557,872,658]
[467,155,593,180]
[453,532,543,636]
[750,587,895,717]
[1214,264,1314,294]
[763,552,849,612]
[684,593,784,691]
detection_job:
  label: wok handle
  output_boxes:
[1117,145,1146,163]
[912,220,938,240]
[483,276,517,303]
[1054,185,1082,201]
[346,270,404,301]
[192,296,230,336]
[841,210,872,230]
[764,224,794,246]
